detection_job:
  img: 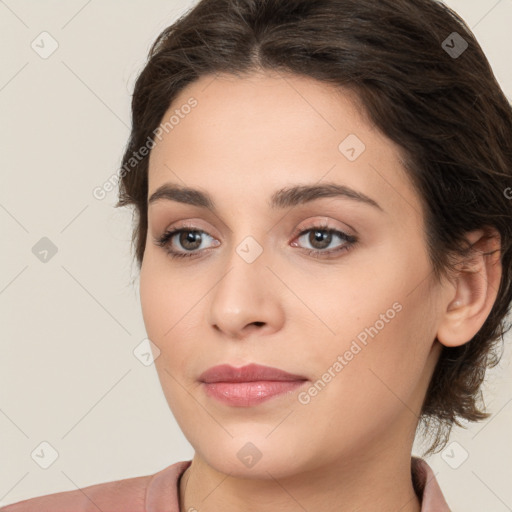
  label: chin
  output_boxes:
[194,434,312,480]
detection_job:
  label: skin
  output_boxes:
[139,70,502,512]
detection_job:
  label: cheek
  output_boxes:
[139,254,203,366]
[321,285,436,424]
[139,253,185,347]
[297,299,435,458]
[301,244,436,394]
[139,258,196,413]
[139,258,163,339]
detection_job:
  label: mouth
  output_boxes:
[199,363,308,407]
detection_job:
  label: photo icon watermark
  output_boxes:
[133,338,161,366]
[31,441,59,469]
[441,441,469,469]
[442,32,468,59]
[236,236,264,264]
[31,31,59,59]
[237,441,263,468]
[32,237,58,263]
[338,134,366,161]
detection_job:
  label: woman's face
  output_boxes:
[140,71,450,477]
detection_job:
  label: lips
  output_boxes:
[199,363,307,383]
[199,363,309,407]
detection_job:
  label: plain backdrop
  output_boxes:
[1,0,511,510]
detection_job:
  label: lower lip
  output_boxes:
[202,380,307,406]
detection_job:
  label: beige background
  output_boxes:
[1,0,511,509]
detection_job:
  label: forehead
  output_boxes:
[147,71,421,220]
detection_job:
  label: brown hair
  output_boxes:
[116,0,512,456]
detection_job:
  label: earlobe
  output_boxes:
[436,228,502,348]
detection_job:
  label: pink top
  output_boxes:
[1,456,450,511]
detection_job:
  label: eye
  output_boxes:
[291,226,357,259]
[155,227,219,259]
[154,223,357,260]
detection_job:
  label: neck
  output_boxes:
[178,447,422,512]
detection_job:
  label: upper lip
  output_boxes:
[199,363,308,383]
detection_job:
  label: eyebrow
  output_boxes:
[148,182,383,212]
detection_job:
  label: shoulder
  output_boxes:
[411,456,452,512]
[0,461,191,512]
[0,474,150,512]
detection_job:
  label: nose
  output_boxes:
[207,254,285,341]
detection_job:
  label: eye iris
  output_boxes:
[310,230,331,249]
[180,231,201,250]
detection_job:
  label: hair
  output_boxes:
[116,0,512,456]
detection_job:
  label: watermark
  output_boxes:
[338,133,366,161]
[441,441,469,469]
[31,31,59,59]
[504,187,512,200]
[92,97,198,200]
[236,236,264,263]
[237,441,263,468]
[32,236,58,263]
[31,441,59,469]
[442,32,468,59]
[133,337,161,366]
[297,301,402,405]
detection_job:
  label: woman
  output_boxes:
[3,0,511,510]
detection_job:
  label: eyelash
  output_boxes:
[155,223,357,260]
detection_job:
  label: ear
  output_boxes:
[436,227,502,348]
